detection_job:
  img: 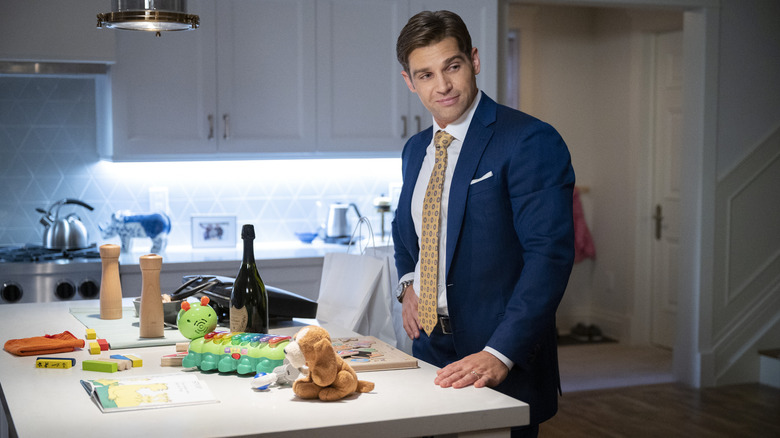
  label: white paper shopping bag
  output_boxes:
[315,218,397,346]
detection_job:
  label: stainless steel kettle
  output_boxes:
[38,199,94,250]
[325,202,362,240]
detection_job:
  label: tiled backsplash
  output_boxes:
[0,77,402,248]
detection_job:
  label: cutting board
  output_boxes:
[69,306,189,349]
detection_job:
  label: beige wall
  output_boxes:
[507,5,676,340]
[507,0,780,386]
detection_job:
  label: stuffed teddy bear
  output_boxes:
[285,325,374,401]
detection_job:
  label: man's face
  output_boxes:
[402,37,480,129]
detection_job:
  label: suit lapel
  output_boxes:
[398,129,431,255]
[445,95,497,276]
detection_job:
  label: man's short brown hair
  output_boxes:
[396,10,473,75]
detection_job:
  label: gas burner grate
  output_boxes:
[0,244,100,263]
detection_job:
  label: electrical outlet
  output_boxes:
[149,186,169,213]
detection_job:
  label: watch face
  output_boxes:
[397,281,412,302]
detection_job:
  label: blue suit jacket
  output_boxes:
[392,94,575,425]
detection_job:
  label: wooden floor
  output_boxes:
[540,382,780,437]
[557,343,674,392]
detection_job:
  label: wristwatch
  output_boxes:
[396,280,413,303]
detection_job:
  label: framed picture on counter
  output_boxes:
[191,215,237,248]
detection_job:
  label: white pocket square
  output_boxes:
[470,171,494,185]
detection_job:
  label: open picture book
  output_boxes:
[80,373,218,413]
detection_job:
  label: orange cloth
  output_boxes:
[4,331,85,356]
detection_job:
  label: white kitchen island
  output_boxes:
[0,299,528,437]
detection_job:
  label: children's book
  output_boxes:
[80,373,218,413]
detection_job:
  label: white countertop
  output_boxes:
[0,299,528,437]
[117,240,390,265]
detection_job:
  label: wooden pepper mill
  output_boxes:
[139,254,164,338]
[99,244,123,319]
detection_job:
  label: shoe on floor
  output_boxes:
[570,323,590,342]
[587,324,603,341]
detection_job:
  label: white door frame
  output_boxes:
[510,0,719,387]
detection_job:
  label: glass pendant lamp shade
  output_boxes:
[97,0,199,34]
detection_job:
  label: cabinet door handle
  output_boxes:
[207,114,214,140]
[652,204,663,240]
[415,115,421,133]
[223,113,230,140]
[401,115,407,138]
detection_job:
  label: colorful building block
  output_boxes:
[35,357,75,369]
[161,352,187,367]
[89,342,101,355]
[110,354,142,368]
[99,357,131,370]
[122,354,143,367]
[96,339,109,351]
[82,360,118,373]
[85,328,97,340]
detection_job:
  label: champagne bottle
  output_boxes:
[230,224,269,333]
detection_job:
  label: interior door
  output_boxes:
[651,30,683,349]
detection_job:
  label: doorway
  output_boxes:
[506,3,686,386]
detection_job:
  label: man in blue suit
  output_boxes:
[391,11,575,437]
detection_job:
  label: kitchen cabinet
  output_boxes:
[105,0,316,160]
[314,0,413,153]
[104,0,497,160]
[0,0,115,63]
[315,0,498,154]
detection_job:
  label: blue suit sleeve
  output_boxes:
[487,120,575,369]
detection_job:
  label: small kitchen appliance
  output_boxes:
[325,202,362,244]
[38,198,95,250]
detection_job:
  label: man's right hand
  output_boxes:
[401,284,422,340]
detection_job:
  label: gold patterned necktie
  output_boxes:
[419,130,454,336]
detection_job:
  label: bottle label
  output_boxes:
[230,306,248,332]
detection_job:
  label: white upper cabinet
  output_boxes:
[108,1,217,159]
[315,0,498,155]
[315,0,412,154]
[104,0,496,160]
[0,0,116,63]
[107,0,316,160]
[317,0,498,156]
[215,0,316,155]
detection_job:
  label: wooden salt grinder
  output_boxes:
[99,244,123,319]
[139,254,164,338]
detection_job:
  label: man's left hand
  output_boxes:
[433,351,509,389]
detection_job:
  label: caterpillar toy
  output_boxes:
[181,331,291,375]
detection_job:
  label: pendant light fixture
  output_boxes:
[97,0,199,37]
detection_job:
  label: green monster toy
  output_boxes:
[178,296,289,375]
[177,296,218,340]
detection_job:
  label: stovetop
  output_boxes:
[0,244,100,263]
